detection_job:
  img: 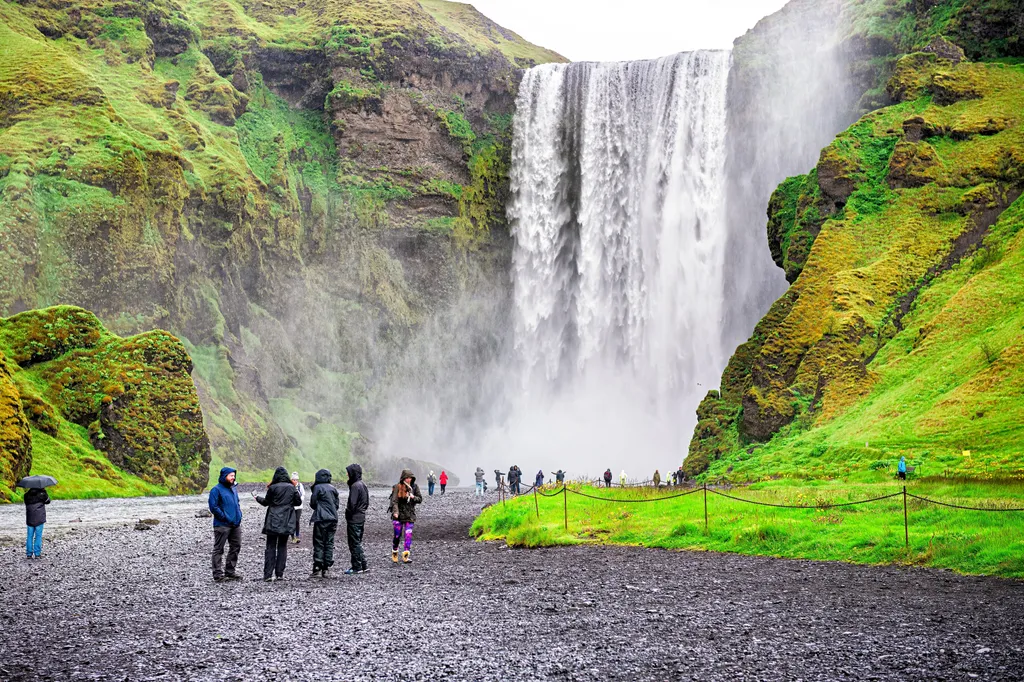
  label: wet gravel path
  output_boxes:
[2,489,1023,681]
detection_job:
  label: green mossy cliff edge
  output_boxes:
[689,17,1024,481]
[0,306,210,501]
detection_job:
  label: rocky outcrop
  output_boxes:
[0,307,211,495]
[0,350,31,501]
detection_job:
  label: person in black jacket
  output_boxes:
[344,463,369,575]
[309,469,340,578]
[24,488,50,559]
[255,467,302,582]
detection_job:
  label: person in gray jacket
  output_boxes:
[474,467,485,496]
[344,463,369,575]
[309,469,340,578]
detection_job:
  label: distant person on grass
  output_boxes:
[535,470,545,487]
[290,472,305,544]
[653,470,661,487]
[390,469,422,564]
[309,468,340,578]
[427,471,436,496]
[439,470,448,494]
[255,467,302,582]
[208,466,242,582]
[898,456,907,480]
[554,470,565,485]
[620,470,627,487]
[603,469,612,487]
[344,463,369,575]
[24,487,51,560]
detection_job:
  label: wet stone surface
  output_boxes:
[2,489,1023,681]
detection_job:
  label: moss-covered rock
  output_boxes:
[0,349,31,501]
[0,306,210,494]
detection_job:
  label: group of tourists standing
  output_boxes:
[207,463,422,583]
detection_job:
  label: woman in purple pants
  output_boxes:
[389,469,422,565]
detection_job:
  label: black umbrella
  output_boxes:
[16,475,58,489]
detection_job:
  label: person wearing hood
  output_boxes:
[535,470,544,487]
[255,467,302,582]
[344,463,369,575]
[554,470,566,485]
[208,467,242,582]
[494,469,504,492]
[898,456,907,480]
[603,469,613,488]
[474,467,485,496]
[620,470,627,487]
[653,470,661,487]
[309,469,340,578]
[290,472,305,544]
[24,487,51,560]
[389,469,423,564]
[427,470,436,496]
[439,470,448,493]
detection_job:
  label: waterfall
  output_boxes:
[500,51,732,474]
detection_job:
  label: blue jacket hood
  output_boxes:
[218,467,236,486]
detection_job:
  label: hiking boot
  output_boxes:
[358,565,370,574]
[391,550,399,564]
[263,576,275,583]
[344,568,358,575]
[402,551,412,564]
[311,568,321,578]
[224,574,242,581]
[214,576,226,583]
[321,569,329,579]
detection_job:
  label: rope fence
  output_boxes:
[507,483,1024,549]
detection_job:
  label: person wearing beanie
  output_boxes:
[290,472,305,544]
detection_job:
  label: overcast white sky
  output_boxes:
[468,0,792,62]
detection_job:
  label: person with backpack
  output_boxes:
[427,471,437,496]
[603,469,612,488]
[439,470,448,494]
[309,469,340,578]
[344,463,369,575]
[208,467,242,582]
[390,469,423,564]
[255,467,302,582]
[24,487,51,560]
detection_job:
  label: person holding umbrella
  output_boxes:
[19,475,56,560]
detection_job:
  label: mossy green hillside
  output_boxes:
[0,306,210,499]
[690,56,1024,480]
[472,481,1024,578]
[0,0,561,484]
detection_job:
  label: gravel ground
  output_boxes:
[1,488,1023,681]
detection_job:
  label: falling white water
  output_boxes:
[494,51,732,478]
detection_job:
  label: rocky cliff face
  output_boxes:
[690,0,1024,479]
[0,0,563,485]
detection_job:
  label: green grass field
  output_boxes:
[472,479,1024,579]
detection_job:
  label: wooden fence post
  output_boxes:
[703,482,709,533]
[563,485,568,530]
[903,485,909,550]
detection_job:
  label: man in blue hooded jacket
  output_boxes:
[209,467,243,582]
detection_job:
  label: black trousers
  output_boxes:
[293,509,302,537]
[212,526,241,578]
[347,522,366,571]
[313,521,337,570]
[264,533,289,579]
